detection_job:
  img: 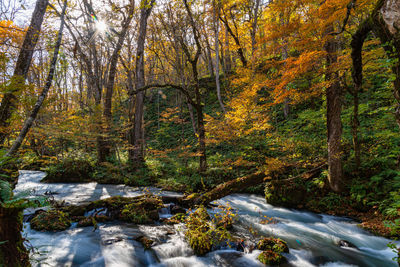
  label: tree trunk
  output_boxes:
[101,2,134,162]
[129,0,154,166]
[0,207,30,267]
[325,33,344,192]
[224,26,232,74]
[213,0,226,114]
[187,102,197,135]
[219,15,247,67]
[0,0,48,146]
[7,0,67,157]
[250,0,260,60]
[350,19,372,172]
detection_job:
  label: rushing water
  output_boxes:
[15,170,399,267]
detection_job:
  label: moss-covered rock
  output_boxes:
[257,237,289,253]
[61,204,88,217]
[119,196,163,224]
[31,210,71,231]
[258,250,286,265]
[185,206,213,255]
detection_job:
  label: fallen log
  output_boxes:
[180,172,267,206]
[179,162,327,207]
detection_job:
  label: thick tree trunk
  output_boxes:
[7,0,67,157]
[0,0,48,146]
[325,34,344,192]
[0,207,30,267]
[350,19,372,172]
[129,0,154,166]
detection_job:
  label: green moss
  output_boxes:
[119,196,163,224]
[184,207,213,255]
[258,250,286,265]
[257,237,289,253]
[31,210,71,231]
[120,205,154,224]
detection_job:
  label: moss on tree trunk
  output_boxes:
[0,207,30,267]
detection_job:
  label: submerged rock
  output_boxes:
[31,210,71,231]
[338,240,358,249]
[101,237,124,246]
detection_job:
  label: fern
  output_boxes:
[0,179,12,203]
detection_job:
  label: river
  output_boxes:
[14,170,399,267]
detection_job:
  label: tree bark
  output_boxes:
[350,19,372,172]
[0,0,49,146]
[7,0,68,157]
[129,0,154,166]
[0,207,30,267]
[325,33,344,192]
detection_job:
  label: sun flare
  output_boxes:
[96,20,107,33]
